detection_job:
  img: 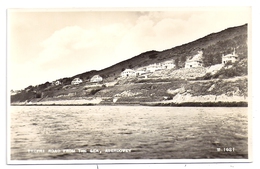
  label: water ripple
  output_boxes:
[10,106,248,160]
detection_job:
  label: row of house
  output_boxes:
[53,49,239,85]
[121,60,176,78]
[121,49,239,78]
[71,75,103,85]
[52,74,103,86]
[184,49,238,69]
[145,60,176,72]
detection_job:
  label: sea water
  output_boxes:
[9,106,248,160]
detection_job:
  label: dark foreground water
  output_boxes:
[10,106,248,160]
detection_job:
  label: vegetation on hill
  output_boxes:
[56,24,248,83]
[11,24,248,103]
[198,58,248,80]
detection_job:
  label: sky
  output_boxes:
[8,7,251,90]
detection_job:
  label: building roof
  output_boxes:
[222,49,238,58]
[162,60,174,64]
[73,77,81,80]
[186,59,202,63]
[222,53,238,58]
[122,69,135,73]
[91,75,102,79]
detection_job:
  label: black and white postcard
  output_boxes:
[7,7,252,164]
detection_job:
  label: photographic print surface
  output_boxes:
[8,7,251,163]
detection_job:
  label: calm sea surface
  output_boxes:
[9,106,248,160]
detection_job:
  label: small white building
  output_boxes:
[135,68,146,76]
[161,60,175,69]
[185,60,203,68]
[185,51,203,68]
[53,81,61,86]
[71,78,83,85]
[121,69,136,77]
[146,63,163,72]
[222,49,238,64]
[90,75,103,83]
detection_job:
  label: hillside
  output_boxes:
[66,24,247,81]
[11,24,248,106]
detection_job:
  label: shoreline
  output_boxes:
[11,101,248,107]
[140,101,248,107]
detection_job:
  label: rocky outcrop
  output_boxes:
[170,67,206,79]
[206,64,223,74]
[167,87,186,95]
[14,97,103,105]
[207,84,216,91]
[171,93,247,103]
[114,90,141,97]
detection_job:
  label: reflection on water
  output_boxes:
[10,106,248,160]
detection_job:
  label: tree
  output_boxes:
[181,55,186,63]
[128,64,133,69]
[202,53,213,67]
[174,58,179,68]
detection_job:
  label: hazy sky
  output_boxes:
[8,7,251,90]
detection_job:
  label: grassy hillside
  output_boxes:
[11,24,248,103]
[74,24,247,79]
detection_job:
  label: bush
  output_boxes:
[90,88,102,95]
[149,53,158,59]
[11,91,35,102]
[35,93,42,98]
[211,60,247,79]
[202,73,212,80]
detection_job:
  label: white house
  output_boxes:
[121,69,136,77]
[146,63,163,72]
[185,60,203,68]
[185,51,203,68]
[54,81,61,86]
[71,78,83,85]
[90,75,103,83]
[222,49,238,64]
[135,68,146,76]
[161,60,175,69]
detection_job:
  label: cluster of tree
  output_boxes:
[11,90,37,102]
[198,58,248,81]
[202,34,247,67]
[215,59,247,78]
[61,77,73,85]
